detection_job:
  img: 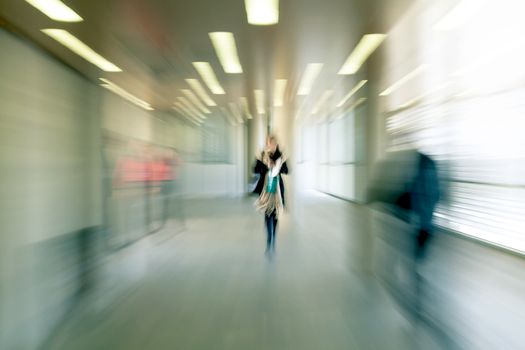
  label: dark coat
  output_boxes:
[411,153,440,232]
[367,150,440,232]
[252,148,289,206]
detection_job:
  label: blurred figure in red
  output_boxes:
[112,140,148,188]
[159,147,183,230]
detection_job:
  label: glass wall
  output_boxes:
[297,101,365,201]
[381,0,525,252]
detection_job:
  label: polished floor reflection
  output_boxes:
[45,194,443,350]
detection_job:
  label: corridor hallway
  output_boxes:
[3,0,525,348]
[44,194,439,350]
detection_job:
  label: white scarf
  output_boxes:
[255,151,286,216]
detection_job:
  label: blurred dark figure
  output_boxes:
[253,135,289,256]
[368,150,440,260]
[368,149,442,344]
[395,153,440,261]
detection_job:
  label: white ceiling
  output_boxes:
[0,0,415,114]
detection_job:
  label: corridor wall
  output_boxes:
[0,26,246,349]
[0,28,102,350]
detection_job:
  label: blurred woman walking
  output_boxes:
[253,135,289,256]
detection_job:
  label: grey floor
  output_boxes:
[46,193,444,350]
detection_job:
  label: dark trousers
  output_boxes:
[265,211,278,250]
[412,229,432,321]
[415,229,431,261]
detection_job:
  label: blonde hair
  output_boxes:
[267,135,277,144]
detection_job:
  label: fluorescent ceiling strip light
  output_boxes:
[333,97,366,120]
[177,96,205,120]
[209,32,243,74]
[101,84,152,110]
[338,34,386,75]
[245,0,279,25]
[25,0,82,22]
[177,96,203,119]
[182,89,211,114]
[43,29,121,72]
[379,64,428,96]
[312,90,334,114]
[229,102,244,123]
[273,79,287,107]
[337,80,367,107]
[173,104,201,125]
[254,90,265,114]
[185,79,216,106]
[99,78,153,110]
[397,97,420,110]
[174,102,202,123]
[192,62,225,94]
[346,97,367,112]
[297,63,323,95]
[335,98,367,120]
[175,101,192,117]
[240,97,253,119]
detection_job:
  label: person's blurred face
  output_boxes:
[266,138,277,154]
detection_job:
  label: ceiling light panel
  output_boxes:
[185,79,217,106]
[312,90,333,114]
[245,0,279,25]
[177,96,205,120]
[347,97,367,112]
[297,64,323,96]
[174,102,197,121]
[182,89,211,114]
[192,62,225,95]
[25,0,82,22]
[379,64,428,96]
[273,79,287,107]
[337,80,367,107]
[43,29,121,72]
[338,34,386,75]
[240,97,253,119]
[209,32,243,74]
[173,103,202,125]
[254,90,265,114]
[99,78,152,110]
